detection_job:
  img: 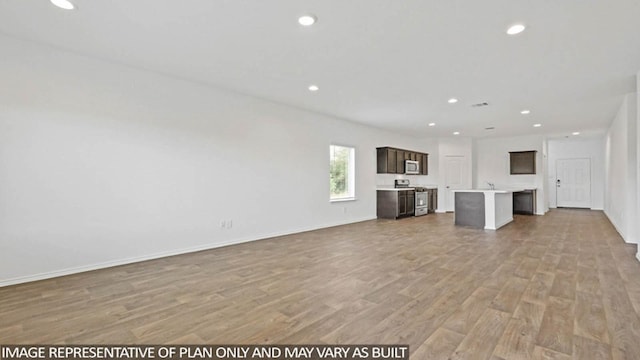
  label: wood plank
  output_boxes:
[411,327,465,359]
[536,296,575,355]
[573,335,612,360]
[493,301,545,360]
[514,257,540,280]
[527,245,548,259]
[490,277,530,313]
[531,346,571,360]
[449,308,511,360]
[574,291,610,344]
[556,255,578,272]
[483,263,520,290]
[536,254,561,274]
[521,272,555,305]
[576,266,602,295]
[442,287,499,335]
[549,270,577,300]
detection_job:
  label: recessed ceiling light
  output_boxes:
[298,15,317,26]
[533,123,542,127]
[572,132,580,135]
[521,110,531,115]
[448,98,458,104]
[50,0,75,10]
[453,131,460,135]
[428,123,436,127]
[507,24,526,35]
[308,85,319,92]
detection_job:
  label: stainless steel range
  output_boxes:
[414,187,429,217]
[394,179,429,217]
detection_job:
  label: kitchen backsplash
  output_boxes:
[376,173,435,187]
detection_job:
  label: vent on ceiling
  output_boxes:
[485,127,495,130]
[471,102,489,107]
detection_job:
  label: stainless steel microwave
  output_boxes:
[405,160,419,174]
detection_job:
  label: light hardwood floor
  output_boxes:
[2,209,640,359]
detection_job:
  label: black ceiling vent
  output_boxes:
[485,127,495,130]
[471,102,489,107]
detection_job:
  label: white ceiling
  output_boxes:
[1,0,639,138]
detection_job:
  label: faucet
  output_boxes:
[487,182,495,190]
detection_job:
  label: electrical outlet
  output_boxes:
[343,207,347,214]
[220,220,226,229]
[227,220,233,229]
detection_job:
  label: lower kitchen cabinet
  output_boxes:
[377,190,415,219]
[513,189,537,215]
[427,188,438,213]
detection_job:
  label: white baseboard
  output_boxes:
[603,211,640,264]
[604,209,625,238]
[494,217,514,230]
[0,216,376,287]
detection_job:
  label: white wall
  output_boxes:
[626,91,637,246]
[547,138,605,209]
[637,71,640,260]
[473,135,546,215]
[605,92,638,244]
[0,35,437,285]
[542,138,550,214]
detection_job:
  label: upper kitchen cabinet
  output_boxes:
[377,147,397,173]
[377,147,428,175]
[509,150,537,175]
[420,153,428,175]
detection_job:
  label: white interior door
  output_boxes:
[556,158,591,208]
[445,155,467,212]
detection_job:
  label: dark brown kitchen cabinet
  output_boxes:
[376,147,428,175]
[404,152,411,161]
[397,151,406,173]
[377,147,397,173]
[427,188,437,212]
[513,189,537,215]
[420,154,429,175]
[398,191,407,215]
[509,151,537,175]
[405,191,415,216]
[377,190,415,219]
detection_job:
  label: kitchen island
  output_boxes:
[453,189,518,230]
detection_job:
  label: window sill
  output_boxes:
[330,197,357,203]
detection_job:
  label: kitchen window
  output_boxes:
[329,144,355,201]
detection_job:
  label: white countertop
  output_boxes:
[453,187,536,193]
[377,187,415,191]
[452,189,523,194]
[377,185,437,191]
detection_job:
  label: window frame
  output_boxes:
[329,143,356,202]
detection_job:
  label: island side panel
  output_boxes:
[454,192,485,228]
[494,192,514,229]
[484,192,497,230]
